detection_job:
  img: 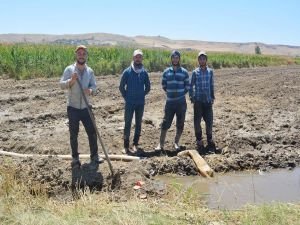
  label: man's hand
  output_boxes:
[69,73,78,87]
[71,73,78,81]
[84,89,92,96]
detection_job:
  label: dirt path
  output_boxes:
[1,65,299,198]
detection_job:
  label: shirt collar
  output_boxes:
[74,62,87,70]
[199,66,207,70]
[73,63,87,74]
[170,66,182,72]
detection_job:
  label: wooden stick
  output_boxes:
[178,150,214,177]
[0,150,141,162]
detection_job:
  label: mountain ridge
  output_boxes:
[1,33,299,56]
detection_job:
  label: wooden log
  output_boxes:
[178,150,214,177]
[0,150,141,162]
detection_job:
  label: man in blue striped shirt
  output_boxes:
[119,49,151,154]
[189,51,215,153]
[155,50,189,152]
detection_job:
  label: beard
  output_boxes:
[133,61,142,66]
[133,61,142,67]
[77,59,86,65]
[172,61,180,66]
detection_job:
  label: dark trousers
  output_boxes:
[193,101,213,142]
[67,106,98,160]
[161,101,187,131]
[124,103,144,147]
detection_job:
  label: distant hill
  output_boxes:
[1,33,300,56]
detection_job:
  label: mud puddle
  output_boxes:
[158,168,300,209]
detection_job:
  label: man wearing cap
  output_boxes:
[155,50,190,152]
[60,45,100,168]
[189,51,216,153]
[119,49,151,154]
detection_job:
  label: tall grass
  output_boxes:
[0,44,298,79]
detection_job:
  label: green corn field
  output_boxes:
[0,44,298,79]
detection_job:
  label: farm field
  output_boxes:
[0,65,299,198]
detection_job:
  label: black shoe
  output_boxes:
[122,147,130,154]
[71,158,81,169]
[155,144,167,155]
[155,144,163,151]
[89,159,101,170]
[207,140,216,152]
[91,156,103,164]
[174,143,181,151]
[132,145,138,153]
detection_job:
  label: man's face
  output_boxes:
[76,49,88,65]
[198,55,207,67]
[171,55,180,66]
[133,54,143,65]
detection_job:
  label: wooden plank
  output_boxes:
[178,150,214,177]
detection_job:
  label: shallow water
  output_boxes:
[157,168,300,209]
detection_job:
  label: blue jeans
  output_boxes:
[193,101,213,142]
[124,103,144,146]
[161,101,187,131]
[67,106,98,160]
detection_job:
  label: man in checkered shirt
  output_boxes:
[189,51,216,153]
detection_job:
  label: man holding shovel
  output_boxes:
[119,49,151,154]
[60,45,100,168]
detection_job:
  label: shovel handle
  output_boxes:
[76,79,114,175]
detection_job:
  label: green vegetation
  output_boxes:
[0,44,299,79]
[0,163,300,225]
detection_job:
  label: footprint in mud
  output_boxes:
[33,95,46,100]
[101,105,123,115]
[143,119,154,126]
[0,96,29,105]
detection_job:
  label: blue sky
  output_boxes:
[1,0,299,46]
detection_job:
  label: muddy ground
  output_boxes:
[0,65,299,199]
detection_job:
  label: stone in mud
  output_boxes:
[139,194,147,199]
